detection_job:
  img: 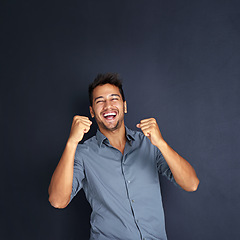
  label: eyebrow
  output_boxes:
[94,94,120,102]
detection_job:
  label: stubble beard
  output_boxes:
[101,120,121,131]
[93,109,124,132]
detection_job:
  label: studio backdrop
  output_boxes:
[1,0,240,239]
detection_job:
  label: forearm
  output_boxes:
[48,140,78,208]
[156,140,199,192]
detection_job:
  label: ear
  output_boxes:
[89,106,94,118]
[124,101,127,114]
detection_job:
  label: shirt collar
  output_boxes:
[96,126,135,147]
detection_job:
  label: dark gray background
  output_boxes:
[1,0,240,239]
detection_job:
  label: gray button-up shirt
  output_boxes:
[70,127,177,240]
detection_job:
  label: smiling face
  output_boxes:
[89,83,127,132]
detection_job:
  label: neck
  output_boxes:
[99,123,127,154]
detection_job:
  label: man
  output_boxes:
[48,73,199,240]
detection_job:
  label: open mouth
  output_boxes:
[103,112,117,121]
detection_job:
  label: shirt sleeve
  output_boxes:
[155,147,179,186]
[70,147,85,201]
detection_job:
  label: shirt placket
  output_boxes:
[121,142,145,240]
[104,139,145,240]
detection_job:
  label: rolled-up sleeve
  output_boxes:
[70,150,85,201]
[155,147,179,186]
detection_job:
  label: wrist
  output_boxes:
[66,138,79,149]
[156,138,168,150]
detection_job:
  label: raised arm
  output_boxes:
[48,116,92,208]
[137,118,199,192]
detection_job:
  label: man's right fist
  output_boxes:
[68,116,92,145]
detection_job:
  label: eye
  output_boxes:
[96,100,104,104]
[111,98,119,101]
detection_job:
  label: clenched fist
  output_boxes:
[136,118,163,147]
[68,116,92,145]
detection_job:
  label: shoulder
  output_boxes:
[129,127,160,153]
[75,135,98,159]
[127,127,147,141]
[127,127,153,147]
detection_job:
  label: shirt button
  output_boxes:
[127,180,131,184]
[132,199,134,203]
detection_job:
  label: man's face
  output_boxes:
[90,84,127,132]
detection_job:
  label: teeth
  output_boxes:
[104,112,116,117]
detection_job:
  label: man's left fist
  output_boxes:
[136,118,163,147]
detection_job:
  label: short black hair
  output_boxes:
[88,73,125,106]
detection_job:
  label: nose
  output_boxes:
[103,99,113,109]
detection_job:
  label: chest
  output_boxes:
[82,142,159,196]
